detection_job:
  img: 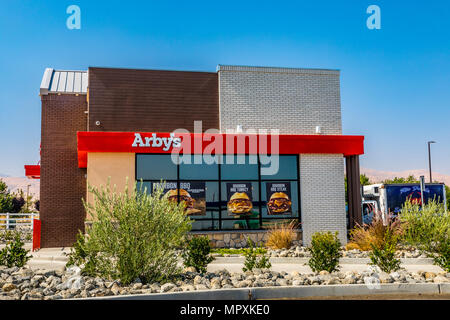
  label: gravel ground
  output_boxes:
[1,264,449,300]
[0,231,33,245]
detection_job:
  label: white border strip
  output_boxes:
[78,283,446,300]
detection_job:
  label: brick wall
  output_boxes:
[300,154,347,245]
[40,94,87,247]
[218,65,342,134]
[218,66,347,244]
[88,67,219,132]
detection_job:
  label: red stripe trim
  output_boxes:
[24,165,40,179]
[77,131,364,168]
[32,219,41,251]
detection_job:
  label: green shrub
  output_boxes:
[357,211,403,273]
[399,200,450,271]
[433,240,450,272]
[67,180,192,284]
[308,231,342,273]
[369,229,401,273]
[25,233,33,242]
[0,178,14,213]
[242,238,271,272]
[0,231,31,268]
[182,236,214,273]
[400,200,448,247]
[446,185,450,211]
[0,230,15,242]
[66,231,99,275]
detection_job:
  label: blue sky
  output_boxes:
[0,0,449,177]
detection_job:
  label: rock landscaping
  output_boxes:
[0,230,33,244]
[1,188,444,300]
[213,245,428,259]
[191,231,302,248]
[1,265,448,300]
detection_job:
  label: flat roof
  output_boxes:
[40,64,340,96]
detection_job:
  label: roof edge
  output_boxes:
[39,68,54,95]
[216,64,340,75]
[88,66,217,75]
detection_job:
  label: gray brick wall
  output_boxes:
[218,65,347,245]
[217,65,341,135]
[300,154,347,245]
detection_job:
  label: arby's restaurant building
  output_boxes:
[26,65,364,248]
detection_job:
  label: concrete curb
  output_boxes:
[251,283,440,299]
[79,288,251,300]
[80,283,446,300]
[440,283,450,294]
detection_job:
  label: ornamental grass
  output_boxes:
[347,210,403,251]
[265,220,299,249]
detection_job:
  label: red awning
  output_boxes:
[77,131,364,168]
[24,165,40,179]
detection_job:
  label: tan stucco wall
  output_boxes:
[86,152,135,220]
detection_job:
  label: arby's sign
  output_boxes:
[131,133,182,151]
[76,131,364,169]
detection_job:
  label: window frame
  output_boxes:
[135,153,301,231]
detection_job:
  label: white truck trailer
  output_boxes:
[361,183,447,224]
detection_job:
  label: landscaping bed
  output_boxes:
[2,185,447,300]
[0,230,33,244]
[212,245,427,259]
[1,265,449,300]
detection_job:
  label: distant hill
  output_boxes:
[0,176,39,200]
[361,168,450,186]
[0,167,448,202]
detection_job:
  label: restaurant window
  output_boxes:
[179,155,219,180]
[136,154,300,231]
[221,155,258,180]
[260,155,298,180]
[136,154,177,180]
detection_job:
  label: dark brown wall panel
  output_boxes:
[40,94,87,247]
[88,67,219,132]
[346,155,362,229]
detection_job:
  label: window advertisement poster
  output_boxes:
[179,181,206,216]
[265,182,292,215]
[152,181,206,216]
[152,181,178,195]
[226,182,253,216]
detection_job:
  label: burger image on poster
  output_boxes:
[227,192,253,215]
[267,192,292,214]
[165,189,202,215]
